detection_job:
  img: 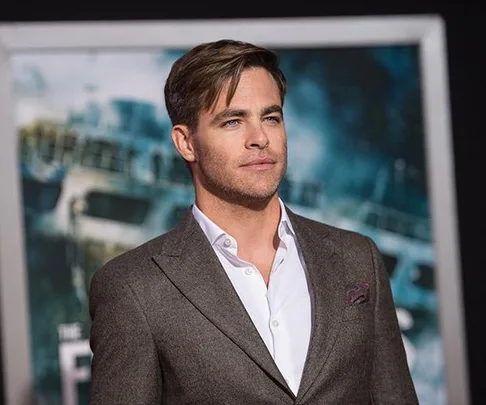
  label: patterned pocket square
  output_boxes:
[346,281,369,305]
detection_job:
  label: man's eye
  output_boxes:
[265,116,281,123]
[223,119,240,127]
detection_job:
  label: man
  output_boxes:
[88,39,419,404]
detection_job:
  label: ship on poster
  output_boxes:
[12,46,444,405]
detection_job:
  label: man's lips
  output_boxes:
[241,157,276,167]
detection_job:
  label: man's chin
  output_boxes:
[226,187,279,208]
[198,175,282,207]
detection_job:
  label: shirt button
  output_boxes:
[245,268,252,275]
[272,320,279,327]
[223,238,231,247]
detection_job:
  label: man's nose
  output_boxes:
[245,123,269,149]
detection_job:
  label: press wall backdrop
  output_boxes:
[12,43,443,404]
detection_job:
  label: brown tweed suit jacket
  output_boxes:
[88,207,419,404]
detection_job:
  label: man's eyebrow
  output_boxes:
[261,104,283,117]
[210,104,283,126]
[210,109,248,126]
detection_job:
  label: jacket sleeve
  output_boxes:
[88,264,162,404]
[367,237,419,404]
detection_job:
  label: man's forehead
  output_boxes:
[210,89,281,113]
[202,69,281,116]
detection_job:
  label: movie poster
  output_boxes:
[11,44,443,404]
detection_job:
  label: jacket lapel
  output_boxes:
[286,210,346,402]
[151,209,295,400]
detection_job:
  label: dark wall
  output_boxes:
[1,3,484,405]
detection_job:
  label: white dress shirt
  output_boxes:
[192,199,312,395]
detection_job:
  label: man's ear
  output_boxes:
[171,124,196,163]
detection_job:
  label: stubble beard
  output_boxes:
[196,149,287,210]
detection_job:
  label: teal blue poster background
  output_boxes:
[12,45,443,404]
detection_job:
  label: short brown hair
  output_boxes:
[164,39,287,132]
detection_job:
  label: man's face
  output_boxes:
[189,67,287,205]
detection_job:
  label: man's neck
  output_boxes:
[194,192,282,250]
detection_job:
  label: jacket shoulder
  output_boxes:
[90,219,185,286]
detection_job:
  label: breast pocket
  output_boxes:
[342,280,373,321]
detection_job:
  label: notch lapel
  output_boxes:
[287,210,346,403]
[151,211,294,400]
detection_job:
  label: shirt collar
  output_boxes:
[192,203,226,247]
[192,198,295,247]
[277,198,296,239]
